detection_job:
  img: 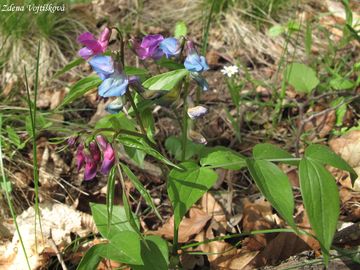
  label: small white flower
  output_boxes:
[220,65,239,78]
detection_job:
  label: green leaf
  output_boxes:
[268,25,285,37]
[121,164,162,220]
[53,57,85,78]
[106,167,116,236]
[167,162,218,228]
[246,159,296,229]
[142,69,188,91]
[6,126,21,148]
[108,231,143,265]
[329,77,354,90]
[122,190,143,237]
[174,21,187,38]
[118,134,181,170]
[90,203,139,238]
[59,76,101,108]
[76,244,105,270]
[305,144,357,185]
[132,236,169,270]
[156,58,185,70]
[299,158,340,266]
[285,63,319,93]
[253,143,298,165]
[125,66,149,77]
[124,146,146,168]
[165,136,204,161]
[200,148,246,170]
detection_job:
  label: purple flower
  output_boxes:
[76,144,85,171]
[89,141,101,163]
[84,154,97,180]
[159,38,180,58]
[100,144,115,174]
[131,34,164,60]
[96,135,108,150]
[78,27,111,60]
[96,136,115,174]
[184,41,209,72]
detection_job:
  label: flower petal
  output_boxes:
[98,74,129,97]
[89,55,114,80]
[159,37,180,58]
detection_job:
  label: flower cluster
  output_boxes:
[72,135,115,180]
[76,28,210,109]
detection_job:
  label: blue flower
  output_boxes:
[105,97,124,114]
[184,41,209,72]
[98,71,129,97]
[89,55,114,80]
[184,54,209,72]
[159,37,180,58]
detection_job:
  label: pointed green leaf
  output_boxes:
[174,21,187,38]
[200,148,246,170]
[299,158,340,266]
[246,159,296,229]
[167,162,218,228]
[76,244,105,270]
[90,203,139,238]
[122,190,143,237]
[132,235,169,270]
[54,57,85,78]
[108,231,143,265]
[253,143,298,165]
[142,69,188,91]
[121,164,162,220]
[58,76,101,108]
[305,144,357,185]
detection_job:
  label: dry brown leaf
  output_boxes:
[200,192,227,228]
[248,232,311,268]
[149,208,211,243]
[330,130,360,191]
[193,222,258,270]
[303,108,336,139]
[241,198,276,250]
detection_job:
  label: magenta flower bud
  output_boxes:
[77,27,111,60]
[96,135,108,150]
[89,141,101,163]
[76,144,85,171]
[84,154,97,180]
[100,143,115,174]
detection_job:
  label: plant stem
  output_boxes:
[0,115,31,270]
[181,77,190,162]
[126,91,147,136]
[201,0,216,56]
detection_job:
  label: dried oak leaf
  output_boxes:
[303,107,336,139]
[193,221,258,270]
[241,198,277,250]
[149,208,211,243]
[248,232,311,268]
[329,130,360,191]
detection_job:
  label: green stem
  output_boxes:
[181,228,308,250]
[201,0,216,55]
[0,116,31,270]
[126,91,147,136]
[181,77,190,162]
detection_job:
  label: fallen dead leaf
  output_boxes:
[149,208,211,243]
[248,232,311,268]
[330,130,360,191]
[303,106,336,139]
[241,198,277,250]
[192,221,259,270]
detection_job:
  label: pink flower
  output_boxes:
[100,144,115,175]
[76,144,85,171]
[78,27,111,60]
[84,154,97,180]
